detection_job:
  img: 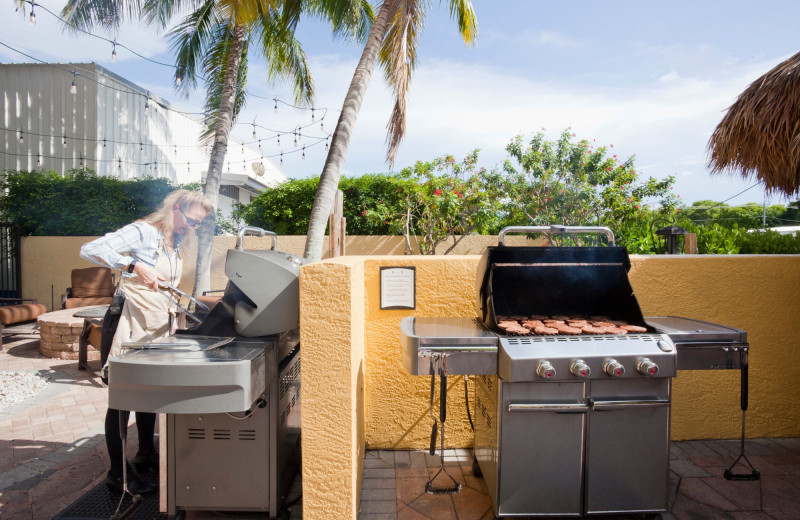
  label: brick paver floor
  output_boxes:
[2,335,798,520]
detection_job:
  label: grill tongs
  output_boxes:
[725,348,760,481]
[425,354,461,495]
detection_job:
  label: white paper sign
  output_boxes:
[380,267,416,310]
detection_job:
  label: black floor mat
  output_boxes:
[53,472,167,520]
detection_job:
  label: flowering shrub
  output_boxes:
[501,129,679,248]
[363,151,506,254]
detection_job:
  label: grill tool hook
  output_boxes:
[725,349,760,481]
[425,354,461,495]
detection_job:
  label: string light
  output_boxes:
[79,155,84,168]
[311,108,315,121]
[252,121,257,140]
[118,157,122,170]
[70,71,77,94]
[62,134,67,147]
[36,154,41,166]
[103,138,107,149]
[19,127,23,143]
[144,98,149,114]
[293,133,297,147]
[325,138,329,151]
[174,144,177,155]
[111,42,116,62]
[176,76,182,86]
[280,153,283,165]
[320,121,324,131]
[302,146,305,160]
[187,162,190,173]
[258,140,261,151]
[277,134,280,146]
[274,99,278,113]
[139,141,143,152]
[29,2,36,26]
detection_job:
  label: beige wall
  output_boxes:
[299,254,800,519]
[20,235,538,310]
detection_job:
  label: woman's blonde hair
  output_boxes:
[142,189,213,247]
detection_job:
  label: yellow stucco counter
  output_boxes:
[298,254,799,519]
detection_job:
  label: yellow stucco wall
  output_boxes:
[299,258,366,520]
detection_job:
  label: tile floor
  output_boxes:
[359,439,800,520]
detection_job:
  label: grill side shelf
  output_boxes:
[400,317,498,375]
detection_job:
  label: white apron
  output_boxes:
[109,243,182,359]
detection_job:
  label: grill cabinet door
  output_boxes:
[585,379,670,515]
[498,381,587,517]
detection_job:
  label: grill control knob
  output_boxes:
[604,359,625,378]
[637,358,659,376]
[570,359,591,378]
[536,361,556,380]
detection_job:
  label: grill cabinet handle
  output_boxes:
[236,226,277,251]
[498,225,615,246]
[507,403,589,414]
[588,399,670,411]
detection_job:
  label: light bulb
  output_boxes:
[280,153,283,165]
[29,8,36,26]
[70,80,77,94]
[103,139,107,149]
[325,140,329,151]
[36,154,41,166]
[144,100,149,114]
[302,147,305,160]
[311,109,315,121]
[274,100,278,113]
[277,134,280,146]
[320,121,324,130]
[293,136,297,147]
[187,162,190,173]
[258,140,262,150]
[176,76,182,86]
[111,44,117,62]
[228,93,234,103]
[63,135,67,147]
[19,128,23,143]
[140,142,143,152]
[79,156,84,168]
[118,158,122,170]
[174,145,177,155]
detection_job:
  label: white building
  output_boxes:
[0,62,285,218]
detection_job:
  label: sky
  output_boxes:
[3,0,799,207]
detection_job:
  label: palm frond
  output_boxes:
[447,0,478,45]
[167,0,220,97]
[252,6,314,105]
[302,0,375,42]
[141,0,206,29]
[60,0,144,32]
[379,0,425,166]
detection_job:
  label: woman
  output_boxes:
[80,189,212,495]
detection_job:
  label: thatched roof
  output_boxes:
[707,51,800,196]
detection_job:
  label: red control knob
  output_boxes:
[604,359,625,378]
[536,361,556,380]
[637,358,659,376]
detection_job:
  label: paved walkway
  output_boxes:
[1,335,799,520]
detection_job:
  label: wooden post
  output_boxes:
[684,233,698,254]
[328,189,346,258]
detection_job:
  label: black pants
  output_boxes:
[101,308,156,477]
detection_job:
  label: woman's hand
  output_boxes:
[133,262,167,291]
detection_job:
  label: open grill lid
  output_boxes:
[477,226,647,332]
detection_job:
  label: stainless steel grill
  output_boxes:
[107,227,304,517]
[400,225,750,517]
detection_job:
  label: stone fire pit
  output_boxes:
[38,308,100,361]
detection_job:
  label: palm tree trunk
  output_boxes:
[303,0,401,262]
[193,21,246,298]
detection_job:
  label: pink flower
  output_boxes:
[434,189,442,196]
[627,198,631,202]
[362,210,367,216]
[635,205,640,209]
[571,133,576,136]
[610,144,614,148]
[606,167,612,172]
[458,193,463,198]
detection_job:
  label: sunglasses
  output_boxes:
[179,207,202,229]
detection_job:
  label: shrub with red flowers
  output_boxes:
[364,151,505,254]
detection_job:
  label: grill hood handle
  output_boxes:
[498,225,615,246]
[236,226,277,251]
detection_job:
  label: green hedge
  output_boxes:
[0,169,179,236]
